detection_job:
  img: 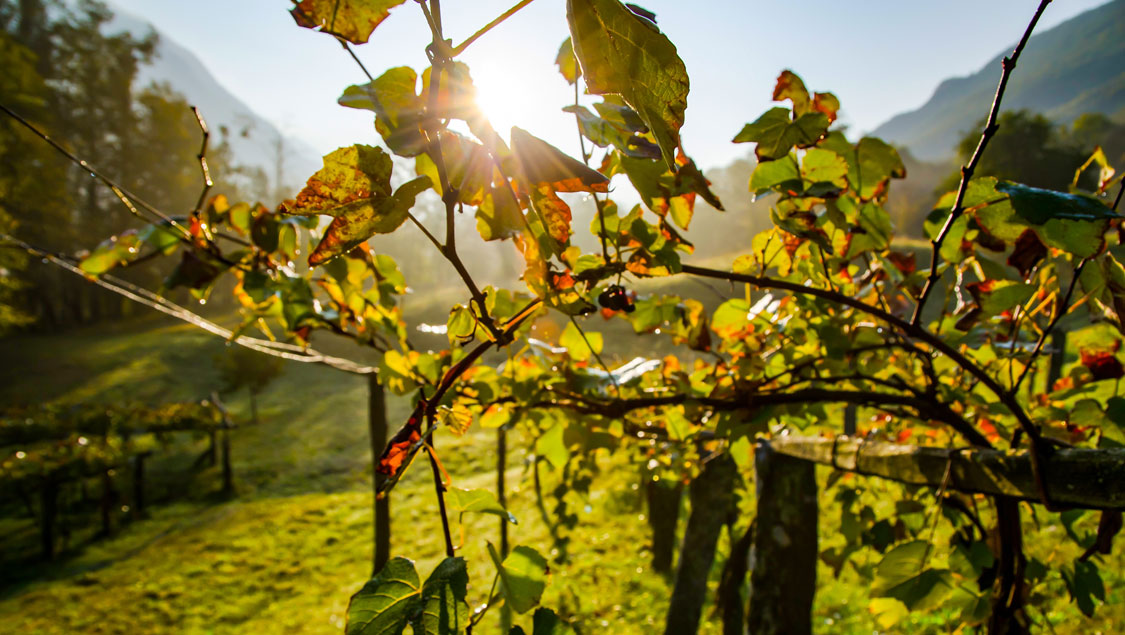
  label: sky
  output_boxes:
[107,0,1111,171]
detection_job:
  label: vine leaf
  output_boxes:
[511,127,609,194]
[872,541,955,611]
[555,38,581,85]
[285,145,431,266]
[415,557,470,635]
[996,181,1118,224]
[733,107,830,161]
[559,321,603,362]
[345,557,469,635]
[346,557,422,635]
[339,67,427,157]
[291,0,408,45]
[488,543,550,614]
[509,608,577,635]
[446,487,517,524]
[566,0,688,169]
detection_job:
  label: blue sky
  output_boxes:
[108,0,1111,170]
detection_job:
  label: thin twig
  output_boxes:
[450,0,537,56]
[0,101,192,240]
[191,106,214,215]
[912,0,1053,325]
[1,234,374,374]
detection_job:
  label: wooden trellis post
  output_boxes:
[747,439,818,635]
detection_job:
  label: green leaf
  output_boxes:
[529,608,576,635]
[286,145,430,265]
[536,423,569,470]
[560,321,603,362]
[447,305,476,343]
[414,557,470,635]
[996,181,1118,224]
[800,148,848,191]
[138,223,181,255]
[733,108,829,161]
[555,38,581,84]
[488,544,550,615]
[339,67,427,157]
[79,231,143,276]
[749,156,801,196]
[966,279,1035,316]
[845,137,906,201]
[346,557,422,635]
[446,487,517,524]
[291,0,408,45]
[872,541,955,612]
[567,0,688,169]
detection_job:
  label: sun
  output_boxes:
[470,68,539,143]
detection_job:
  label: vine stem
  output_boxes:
[912,0,1053,325]
[428,435,456,558]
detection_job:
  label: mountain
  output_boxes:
[106,7,321,195]
[871,0,1125,161]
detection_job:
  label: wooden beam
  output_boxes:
[768,436,1125,510]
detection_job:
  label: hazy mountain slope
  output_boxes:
[872,0,1125,160]
[106,7,320,194]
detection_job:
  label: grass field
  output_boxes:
[1,300,1123,633]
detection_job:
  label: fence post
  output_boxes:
[220,423,233,495]
[664,452,738,635]
[645,477,683,575]
[132,452,146,517]
[40,476,59,560]
[748,440,817,635]
[498,426,512,633]
[368,373,391,574]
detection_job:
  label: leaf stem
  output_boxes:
[451,0,538,56]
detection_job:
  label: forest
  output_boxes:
[2,0,1125,633]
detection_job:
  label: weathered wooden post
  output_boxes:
[99,468,117,537]
[368,372,391,574]
[664,453,738,635]
[645,477,683,575]
[498,426,512,633]
[39,476,59,560]
[220,422,233,496]
[132,452,147,517]
[747,440,818,635]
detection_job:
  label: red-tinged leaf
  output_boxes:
[511,127,609,194]
[1080,348,1125,381]
[291,0,407,44]
[530,186,573,244]
[285,145,430,265]
[772,70,811,115]
[1007,229,1047,279]
[979,419,1001,443]
[896,429,913,443]
[813,92,840,123]
[378,405,424,477]
[886,251,916,275]
[515,234,548,296]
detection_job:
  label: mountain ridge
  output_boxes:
[106,5,321,196]
[871,0,1125,160]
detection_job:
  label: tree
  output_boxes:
[5,0,1125,633]
[213,346,285,425]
